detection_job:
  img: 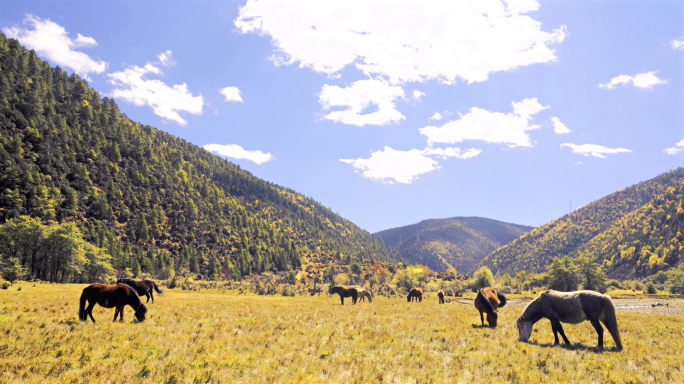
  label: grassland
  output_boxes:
[1,283,684,383]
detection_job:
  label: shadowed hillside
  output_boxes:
[375,217,534,273]
[0,33,403,282]
[478,169,684,279]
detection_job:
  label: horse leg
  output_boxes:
[551,318,571,345]
[118,306,125,322]
[86,303,96,323]
[589,319,604,349]
[480,310,485,327]
[149,291,154,304]
[340,297,344,305]
[550,320,560,345]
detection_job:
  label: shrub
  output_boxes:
[646,283,657,294]
[1,281,10,289]
[471,266,494,290]
[668,265,684,294]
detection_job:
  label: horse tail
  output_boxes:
[153,282,163,295]
[79,288,87,322]
[601,295,623,351]
[497,292,507,307]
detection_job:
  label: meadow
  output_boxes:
[1,283,684,383]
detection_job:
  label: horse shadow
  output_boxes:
[470,324,495,329]
[526,340,621,353]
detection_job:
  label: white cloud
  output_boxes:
[551,116,570,134]
[220,86,244,103]
[204,143,273,164]
[419,98,548,147]
[663,140,684,155]
[158,50,176,67]
[671,37,684,50]
[3,15,106,78]
[235,0,566,85]
[108,64,203,126]
[412,90,425,101]
[319,79,405,126]
[429,112,443,121]
[341,147,439,184]
[599,71,666,90]
[341,145,480,183]
[560,143,631,158]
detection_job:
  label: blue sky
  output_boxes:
[1,0,682,232]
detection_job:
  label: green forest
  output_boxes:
[0,32,403,283]
[479,169,684,279]
[375,217,533,273]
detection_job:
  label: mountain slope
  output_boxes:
[0,33,403,280]
[375,217,534,273]
[478,169,684,278]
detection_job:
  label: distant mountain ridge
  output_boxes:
[375,217,534,273]
[478,169,684,279]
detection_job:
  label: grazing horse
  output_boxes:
[357,288,373,303]
[474,287,507,327]
[79,284,147,323]
[437,290,445,304]
[407,288,423,302]
[116,278,163,303]
[329,285,358,305]
[516,290,623,351]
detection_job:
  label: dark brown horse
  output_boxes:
[329,285,358,305]
[116,278,163,303]
[357,288,373,303]
[437,290,445,304]
[407,288,423,302]
[516,290,622,350]
[474,287,506,327]
[79,284,147,323]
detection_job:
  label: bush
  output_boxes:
[646,283,657,294]
[1,281,10,289]
[668,265,684,294]
[471,266,494,290]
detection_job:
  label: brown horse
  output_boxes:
[407,288,423,302]
[329,285,358,305]
[516,290,622,350]
[437,290,445,304]
[116,278,163,303]
[357,288,373,303]
[79,284,147,323]
[474,287,507,327]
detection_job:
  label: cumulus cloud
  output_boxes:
[671,37,684,50]
[157,50,176,67]
[551,116,570,134]
[235,0,566,85]
[341,145,480,183]
[598,71,666,90]
[204,143,273,164]
[3,15,106,78]
[560,143,631,158]
[108,64,203,126]
[429,112,443,121]
[419,98,548,147]
[220,86,244,103]
[663,140,684,155]
[412,90,425,101]
[319,79,405,126]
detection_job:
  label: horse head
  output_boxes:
[516,316,533,342]
[134,304,148,322]
[486,310,499,327]
[328,286,338,295]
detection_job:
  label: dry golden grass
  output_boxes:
[1,283,683,383]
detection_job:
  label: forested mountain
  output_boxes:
[375,217,534,273]
[478,169,684,279]
[0,33,403,282]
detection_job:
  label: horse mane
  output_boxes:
[519,291,545,321]
[476,289,496,314]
